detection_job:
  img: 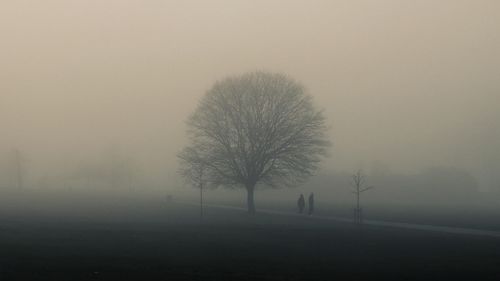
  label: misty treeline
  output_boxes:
[0,70,498,214]
[0,147,144,192]
[309,167,481,204]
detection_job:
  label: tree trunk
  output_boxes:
[356,192,360,211]
[246,185,256,215]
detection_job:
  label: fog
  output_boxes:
[1,1,499,201]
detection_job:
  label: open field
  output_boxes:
[1,193,500,280]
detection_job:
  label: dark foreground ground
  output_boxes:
[1,195,500,280]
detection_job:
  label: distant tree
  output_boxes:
[351,170,374,223]
[178,147,209,218]
[178,71,329,214]
[8,149,25,189]
[104,147,138,190]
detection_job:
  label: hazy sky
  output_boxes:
[1,1,499,189]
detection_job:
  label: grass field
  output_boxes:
[0,192,500,280]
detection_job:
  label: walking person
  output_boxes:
[308,192,314,215]
[297,194,305,214]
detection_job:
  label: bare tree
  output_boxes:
[178,147,209,218]
[8,149,25,189]
[351,170,374,223]
[178,71,330,214]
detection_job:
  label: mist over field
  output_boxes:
[1,1,499,202]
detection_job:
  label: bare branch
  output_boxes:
[360,186,375,193]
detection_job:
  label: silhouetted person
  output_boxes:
[308,193,314,215]
[297,194,305,214]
